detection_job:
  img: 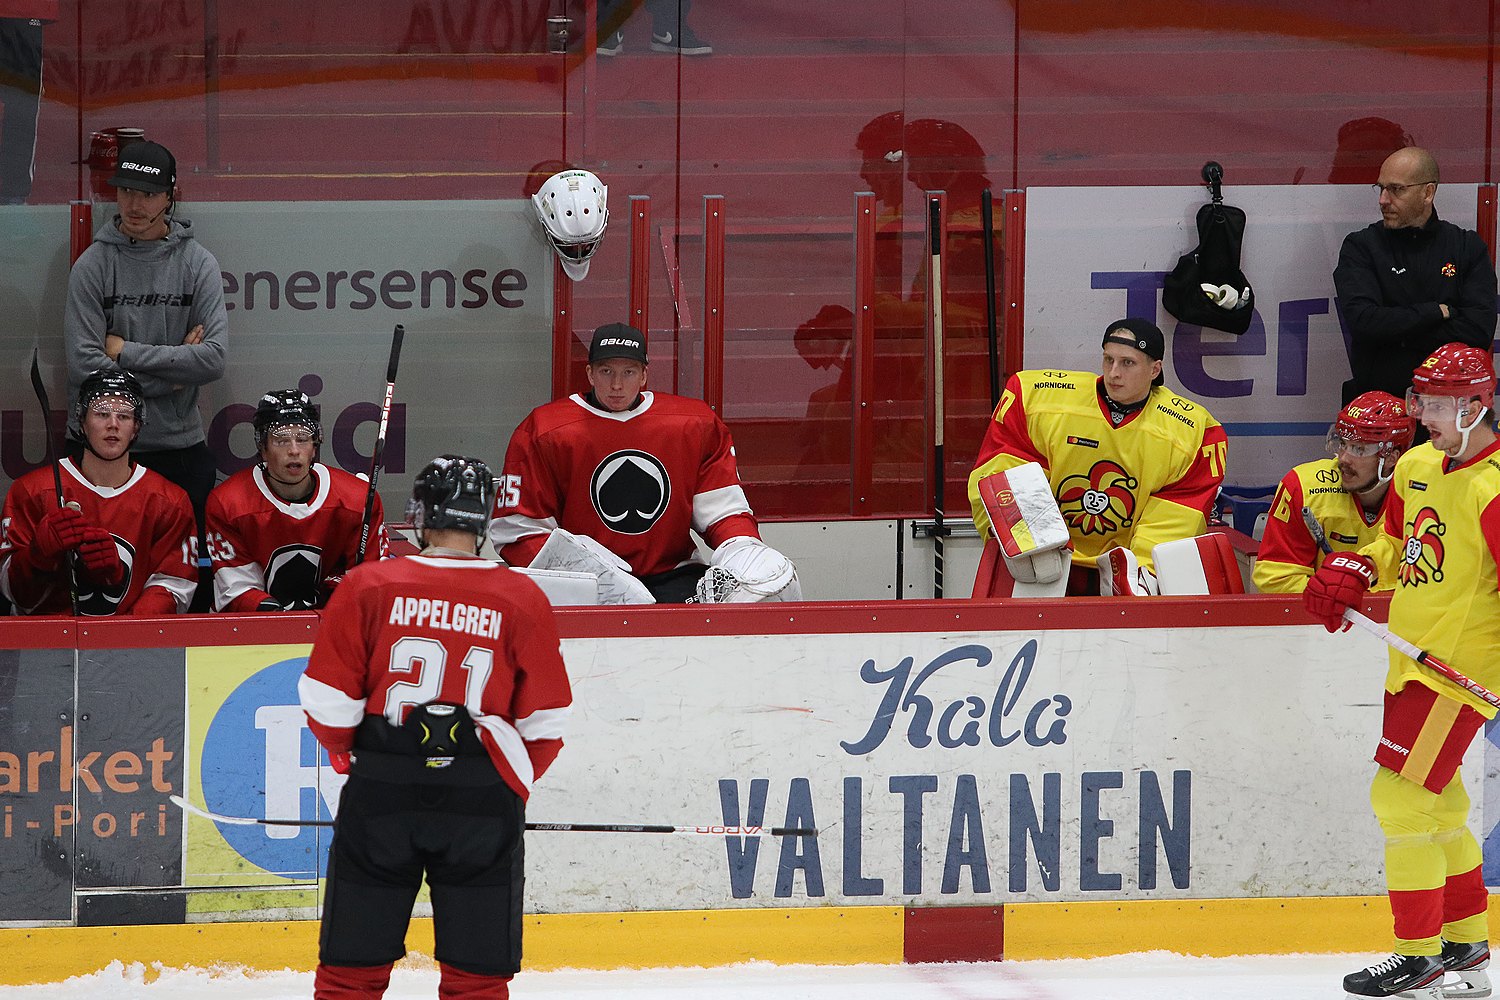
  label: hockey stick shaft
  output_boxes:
[169,796,815,836]
[356,324,404,564]
[29,348,79,615]
[981,187,1000,410]
[929,194,946,598]
[1301,506,1500,709]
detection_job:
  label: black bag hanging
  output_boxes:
[1162,161,1255,335]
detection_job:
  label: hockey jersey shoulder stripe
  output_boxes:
[298,673,367,729]
[515,704,571,741]
[473,713,535,794]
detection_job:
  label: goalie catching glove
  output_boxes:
[1303,552,1375,633]
[528,527,655,605]
[692,536,802,603]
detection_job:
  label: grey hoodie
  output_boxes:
[64,216,228,451]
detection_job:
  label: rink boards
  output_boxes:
[0,595,1496,980]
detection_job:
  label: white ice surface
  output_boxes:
[0,952,1396,999]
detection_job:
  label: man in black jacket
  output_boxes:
[1333,146,1497,405]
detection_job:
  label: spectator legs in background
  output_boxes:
[0,17,44,205]
[596,0,712,56]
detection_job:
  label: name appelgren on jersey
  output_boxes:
[387,596,504,638]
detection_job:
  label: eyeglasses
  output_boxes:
[1373,181,1435,197]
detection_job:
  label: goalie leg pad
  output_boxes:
[696,537,801,603]
[528,528,655,605]
[1153,533,1245,596]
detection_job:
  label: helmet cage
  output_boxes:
[253,390,323,451]
[76,370,144,427]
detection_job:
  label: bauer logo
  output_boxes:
[199,655,345,878]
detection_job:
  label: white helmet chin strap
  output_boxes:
[1360,453,1395,491]
[1449,403,1490,457]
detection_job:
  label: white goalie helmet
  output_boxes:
[531,168,608,280]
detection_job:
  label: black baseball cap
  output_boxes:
[1102,317,1165,386]
[588,323,648,365]
[109,141,176,194]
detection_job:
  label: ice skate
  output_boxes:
[1346,953,1444,998]
[1400,940,1492,999]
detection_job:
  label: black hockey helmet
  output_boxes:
[253,389,322,450]
[407,454,497,538]
[76,369,145,425]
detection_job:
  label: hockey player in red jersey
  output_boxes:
[205,388,387,612]
[1254,391,1414,593]
[300,454,571,1000]
[0,369,196,615]
[1305,344,1499,999]
[490,323,800,604]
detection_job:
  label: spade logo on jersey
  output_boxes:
[265,543,324,610]
[1398,506,1445,587]
[77,536,134,616]
[590,449,671,535]
[1055,460,1138,536]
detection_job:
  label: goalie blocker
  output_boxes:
[972,463,1072,598]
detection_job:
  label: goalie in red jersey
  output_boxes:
[205,388,388,612]
[490,323,800,604]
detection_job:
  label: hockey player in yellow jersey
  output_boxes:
[968,318,1227,595]
[1304,343,1500,999]
[1253,392,1413,594]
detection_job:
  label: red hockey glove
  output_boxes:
[327,751,352,775]
[318,574,344,606]
[29,507,88,569]
[1303,553,1376,633]
[76,528,124,586]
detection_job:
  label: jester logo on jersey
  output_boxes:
[1398,506,1445,587]
[1055,461,1138,536]
[590,449,671,535]
[77,535,134,616]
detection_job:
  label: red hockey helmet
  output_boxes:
[1328,391,1414,458]
[1409,343,1496,406]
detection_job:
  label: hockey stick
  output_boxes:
[928,194,946,598]
[981,187,1000,410]
[29,347,79,615]
[355,323,404,564]
[169,795,817,837]
[1301,506,1500,710]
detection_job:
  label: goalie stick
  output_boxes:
[29,347,79,615]
[1301,506,1500,710]
[170,795,817,837]
[355,323,404,564]
[928,194,947,598]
